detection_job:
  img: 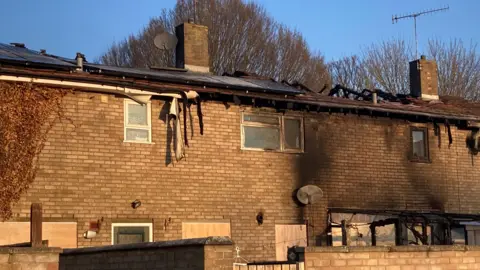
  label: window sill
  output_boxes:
[409,158,431,164]
[123,140,155,145]
[241,147,304,154]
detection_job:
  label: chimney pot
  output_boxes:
[175,22,210,73]
[420,55,427,60]
[75,52,85,72]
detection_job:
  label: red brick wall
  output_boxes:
[305,246,480,270]
[9,87,480,260]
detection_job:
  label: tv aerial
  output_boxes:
[154,31,178,50]
[392,6,449,59]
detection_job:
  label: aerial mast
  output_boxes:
[392,6,449,59]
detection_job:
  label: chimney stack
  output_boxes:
[175,22,210,73]
[409,55,439,100]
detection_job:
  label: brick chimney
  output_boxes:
[409,55,439,100]
[175,22,210,73]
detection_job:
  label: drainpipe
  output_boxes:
[75,52,84,72]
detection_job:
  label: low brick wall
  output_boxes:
[0,247,61,270]
[59,237,233,270]
[305,246,480,269]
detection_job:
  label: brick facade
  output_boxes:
[8,84,480,261]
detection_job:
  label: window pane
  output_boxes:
[243,114,279,125]
[284,118,301,149]
[407,223,430,245]
[114,226,149,245]
[128,103,148,126]
[126,128,149,142]
[243,126,280,150]
[452,227,466,245]
[412,130,426,157]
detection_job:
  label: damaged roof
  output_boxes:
[1,42,480,122]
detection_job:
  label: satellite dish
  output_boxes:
[154,31,178,50]
[296,185,323,205]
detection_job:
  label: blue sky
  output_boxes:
[0,0,478,62]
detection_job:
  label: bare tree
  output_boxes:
[329,55,372,90]
[362,39,413,94]
[428,39,480,100]
[99,0,330,92]
[329,38,480,100]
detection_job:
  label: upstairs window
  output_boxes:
[241,113,303,152]
[124,100,151,143]
[410,127,429,162]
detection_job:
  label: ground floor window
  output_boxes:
[111,223,153,245]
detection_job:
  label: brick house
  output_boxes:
[1,22,480,261]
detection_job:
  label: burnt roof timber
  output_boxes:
[328,207,480,221]
[1,66,480,122]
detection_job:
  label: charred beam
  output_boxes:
[370,224,376,246]
[341,220,347,246]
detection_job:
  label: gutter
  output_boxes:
[0,73,195,146]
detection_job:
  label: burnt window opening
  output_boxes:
[326,210,476,247]
[410,127,429,162]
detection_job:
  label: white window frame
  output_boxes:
[241,112,304,153]
[111,223,153,245]
[124,99,152,143]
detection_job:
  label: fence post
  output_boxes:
[30,203,42,247]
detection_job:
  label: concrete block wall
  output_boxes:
[305,246,480,270]
[59,237,233,270]
[0,247,61,270]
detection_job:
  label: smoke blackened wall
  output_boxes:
[295,113,479,245]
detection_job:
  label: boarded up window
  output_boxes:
[275,224,307,261]
[0,222,77,248]
[182,221,231,239]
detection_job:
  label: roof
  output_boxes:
[0,43,303,96]
[1,42,480,122]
